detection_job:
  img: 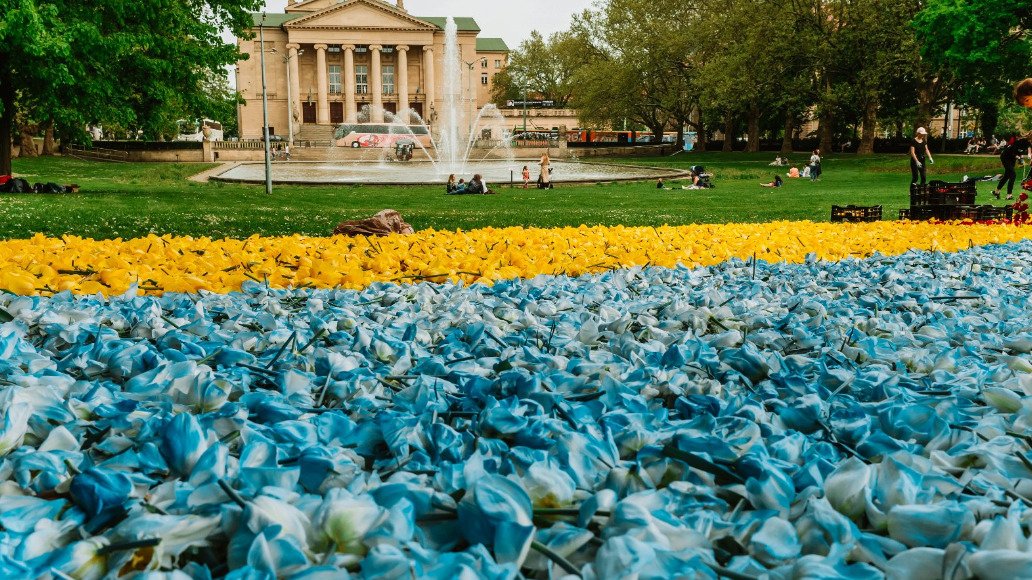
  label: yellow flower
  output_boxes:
[0,222,1028,296]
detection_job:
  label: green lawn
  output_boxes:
[4,152,1008,239]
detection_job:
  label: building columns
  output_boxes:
[396,45,409,121]
[286,44,301,129]
[422,46,435,122]
[314,44,329,124]
[343,45,356,123]
[369,45,383,122]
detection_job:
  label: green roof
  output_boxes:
[415,16,480,32]
[476,38,509,52]
[250,13,300,28]
[249,12,483,33]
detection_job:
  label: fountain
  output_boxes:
[215,17,684,186]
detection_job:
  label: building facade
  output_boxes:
[235,0,508,141]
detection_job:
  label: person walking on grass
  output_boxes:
[909,127,933,186]
[994,134,1032,200]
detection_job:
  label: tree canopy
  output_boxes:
[528,0,1032,152]
[0,0,261,174]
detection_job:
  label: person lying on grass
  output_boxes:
[760,175,784,188]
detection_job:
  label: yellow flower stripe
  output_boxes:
[1,221,1029,296]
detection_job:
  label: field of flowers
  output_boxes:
[2,221,1032,296]
[4,222,1032,578]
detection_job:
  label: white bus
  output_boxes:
[176,119,223,142]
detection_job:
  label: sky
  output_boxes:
[257,0,596,49]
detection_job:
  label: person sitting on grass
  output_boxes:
[760,175,784,188]
[467,174,494,195]
[446,174,457,193]
[787,167,800,178]
[448,178,467,195]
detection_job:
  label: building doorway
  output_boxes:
[330,103,344,124]
[302,102,316,124]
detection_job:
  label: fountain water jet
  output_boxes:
[215,17,687,185]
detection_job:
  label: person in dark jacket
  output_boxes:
[994,135,1032,200]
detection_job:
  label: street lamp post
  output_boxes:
[259,13,272,195]
[464,60,476,138]
[283,49,303,147]
[522,84,528,135]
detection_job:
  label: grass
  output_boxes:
[4,152,1010,240]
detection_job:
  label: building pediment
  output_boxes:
[285,0,437,31]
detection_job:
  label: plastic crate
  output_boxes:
[831,205,882,223]
[910,190,977,206]
[898,208,911,220]
[910,182,977,206]
[950,205,980,220]
[976,204,1014,221]
[908,206,939,221]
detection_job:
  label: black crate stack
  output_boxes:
[831,205,882,223]
[900,180,1012,221]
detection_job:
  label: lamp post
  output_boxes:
[283,49,303,146]
[259,13,272,195]
[522,84,528,135]
[464,60,476,138]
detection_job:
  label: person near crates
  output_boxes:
[909,127,933,186]
[993,134,1032,200]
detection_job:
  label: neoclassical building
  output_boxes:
[236,0,509,141]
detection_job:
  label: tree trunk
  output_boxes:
[18,123,38,158]
[980,103,998,138]
[691,105,706,150]
[818,109,833,154]
[781,114,794,155]
[0,75,13,175]
[722,113,734,152]
[746,104,760,152]
[915,77,940,131]
[42,119,57,156]
[858,99,878,155]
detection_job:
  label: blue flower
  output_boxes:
[457,474,535,566]
[69,467,133,519]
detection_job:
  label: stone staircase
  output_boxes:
[296,124,337,146]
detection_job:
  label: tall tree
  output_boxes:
[569,0,700,140]
[913,0,1032,137]
[491,30,591,108]
[0,0,261,174]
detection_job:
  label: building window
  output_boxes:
[381,46,395,54]
[481,58,488,68]
[481,73,489,85]
[356,65,369,94]
[382,65,395,95]
[355,46,368,53]
[328,46,341,54]
[329,65,342,94]
[495,59,502,68]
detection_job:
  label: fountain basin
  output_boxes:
[211,160,687,186]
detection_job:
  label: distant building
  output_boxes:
[236,0,509,141]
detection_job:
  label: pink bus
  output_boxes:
[334,123,432,149]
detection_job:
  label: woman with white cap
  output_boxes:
[909,127,933,186]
